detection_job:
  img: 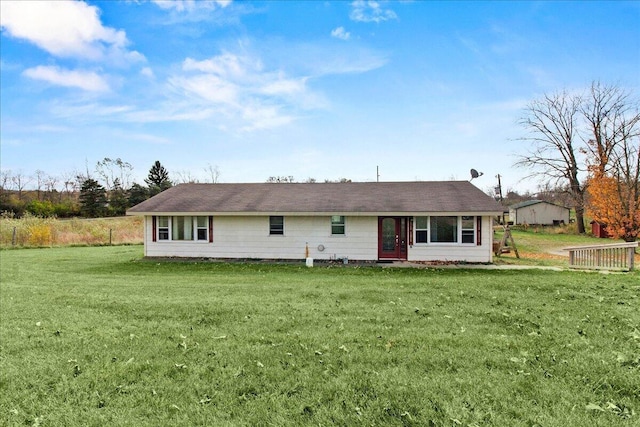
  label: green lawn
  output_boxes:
[1,246,638,426]
[493,227,639,268]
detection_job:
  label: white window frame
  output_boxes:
[331,215,346,236]
[413,216,476,245]
[269,216,284,236]
[461,216,475,244]
[195,216,208,241]
[158,216,170,241]
[156,215,209,242]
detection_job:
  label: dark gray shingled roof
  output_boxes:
[127,181,504,214]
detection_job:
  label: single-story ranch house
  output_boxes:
[127,181,504,263]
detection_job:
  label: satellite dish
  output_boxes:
[470,169,484,180]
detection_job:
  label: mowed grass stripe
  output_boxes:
[1,246,638,426]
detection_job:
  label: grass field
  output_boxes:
[0,215,143,248]
[494,226,639,268]
[1,246,638,426]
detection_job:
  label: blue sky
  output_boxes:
[1,0,639,194]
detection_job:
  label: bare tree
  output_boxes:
[11,171,32,201]
[586,95,640,241]
[60,170,78,195]
[95,158,133,191]
[45,174,60,201]
[0,169,12,191]
[0,169,12,208]
[581,82,640,175]
[613,121,640,234]
[34,169,46,201]
[266,176,295,183]
[174,170,200,184]
[515,90,587,233]
[204,164,220,183]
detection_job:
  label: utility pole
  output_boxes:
[495,174,505,225]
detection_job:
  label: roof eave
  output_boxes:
[126,210,503,216]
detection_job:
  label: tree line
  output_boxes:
[0,160,353,219]
[0,160,173,218]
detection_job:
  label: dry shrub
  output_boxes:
[1,215,143,248]
[548,223,579,234]
[27,223,53,246]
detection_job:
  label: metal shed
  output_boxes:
[509,200,570,226]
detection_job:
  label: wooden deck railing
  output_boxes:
[563,242,638,271]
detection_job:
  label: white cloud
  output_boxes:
[122,132,172,145]
[331,27,351,41]
[182,53,261,80]
[260,77,307,96]
[0,1,143,63]
[152,0,232,12]
[350,1,397,23]
[23,66,110,92]
[130,43,384,130]
[168,53,311,130]
[170,73,239,104]
[240,104,295,132]
[140,67,155,78]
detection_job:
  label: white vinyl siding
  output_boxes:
[146,216,378,260]
[408,216,493,263]
[144,215,495,263]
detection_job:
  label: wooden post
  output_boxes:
[109,229,113,246]
[12,226,17,246]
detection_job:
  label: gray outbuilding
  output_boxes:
[509,200,570,225]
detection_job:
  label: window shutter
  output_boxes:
[208,216,213,243]
[408,217,414,246]
[476,216,482,246]
[152,216,157,242]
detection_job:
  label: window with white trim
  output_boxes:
[431,216,457,243]
[158,216,170,240]
[415,216,428,243]
[414,216,477,244]
[156,216,210,242]
[270,216,284,235]
[196,216,208,241]
[331,215,345,235]
[172,216,193,240]
[461,216,475,244]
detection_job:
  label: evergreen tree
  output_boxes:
[145,161,172,196]
[79,178,107,217]
[128,183,149,206]
[108,178,129,216]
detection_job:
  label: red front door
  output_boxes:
[378,217,408,259]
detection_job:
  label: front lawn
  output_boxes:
[1,246,638,426]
